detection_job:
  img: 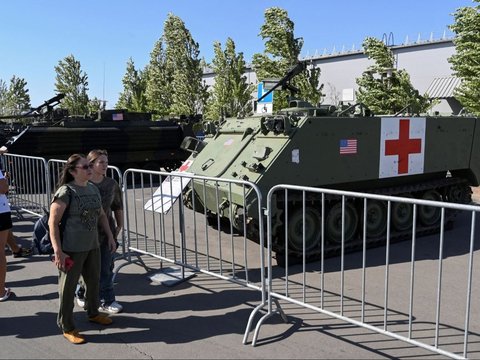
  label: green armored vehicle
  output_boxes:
[180,65,480,261]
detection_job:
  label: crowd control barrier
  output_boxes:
[115,168,267,304]
[47,158,123,189]
[244,184,479,359]
[0,155,123,219]
[1,153,50,217]
[3,151,480,358]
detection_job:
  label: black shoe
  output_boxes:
[12,246,32,258]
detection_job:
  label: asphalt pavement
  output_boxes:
[2,203,479,359]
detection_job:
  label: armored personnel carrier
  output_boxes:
[180,63,480,262]
[0,94,192,172]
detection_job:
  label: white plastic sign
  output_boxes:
[144,160,193,213]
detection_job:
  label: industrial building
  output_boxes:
[202,35,462,115]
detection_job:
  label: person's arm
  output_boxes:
[49,199,68,270]
[0,169,8,194]
[112,181,123,238]
[113,209,123,239]
[0,177,8,194]
[99,207,116,253]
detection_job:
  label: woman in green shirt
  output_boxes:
[49,154,117,344]
[76,149,124,313]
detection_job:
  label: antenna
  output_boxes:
[102,62,106,107]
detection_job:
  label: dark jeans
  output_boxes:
[99,239,116,305]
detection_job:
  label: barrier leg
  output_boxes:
[244,298,288,346]
[112,251,151,283]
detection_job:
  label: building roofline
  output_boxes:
[203,37,455,75]
[299,38,454,62]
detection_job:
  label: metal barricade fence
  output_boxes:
[115,168,267,307]
[0,154,123,219]
[246,184,479,359]
[1,153,50,217]
[5,151,479,357]
[47,159,123,190]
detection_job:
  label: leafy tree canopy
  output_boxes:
[252,7,323,109]
[54,54,90,116]
[0,80,7,116]
[116,57,147,112]
[356,37,431,115]
[449,0,480,115]
[163,13,204,117]
[0,76,31,117]
[145,39,174,116]
[204,38,253,120]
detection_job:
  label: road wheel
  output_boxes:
[364,199,387,238]
[287,206,322,253]
[326,201,358,244]
[391,194,413,232]
[446,183,471,204]
[418,190,442,226]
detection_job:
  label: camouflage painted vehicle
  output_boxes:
[180,63,480,262]
[0,95,193,172]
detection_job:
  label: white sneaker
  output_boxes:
[99,301,123,314]
[76,296,85,308]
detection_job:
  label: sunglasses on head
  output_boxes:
[76,164,94,170]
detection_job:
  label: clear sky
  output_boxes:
[0,0,474,108]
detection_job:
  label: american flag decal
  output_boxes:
[339,139,357,154]
[112,113,124,121]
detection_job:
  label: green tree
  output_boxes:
[205,41,228,120]
[5,76,31,116]
[356,37,430,115]
[0,79,8,115]
[116,58,147,112]
[163,13,204,117]
[296,63,323,106]
[197,62,210,118]
[54,54,90,116]
[205,38,253,120]
[227,41,254,117]
[252,7,322,109]
[449,0,480,115]
[145,39,173,116]
[88,97,104,117]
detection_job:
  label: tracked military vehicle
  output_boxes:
[0,94,192,172]
[180,63,480,261]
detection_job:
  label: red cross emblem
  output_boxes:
[178,160,193,172]
[384,119,422,174]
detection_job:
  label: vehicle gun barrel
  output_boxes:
[0,93,65,120]
[257,61,306,103]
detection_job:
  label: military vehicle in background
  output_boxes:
[180,62,480,262]
[0,94,194,173]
